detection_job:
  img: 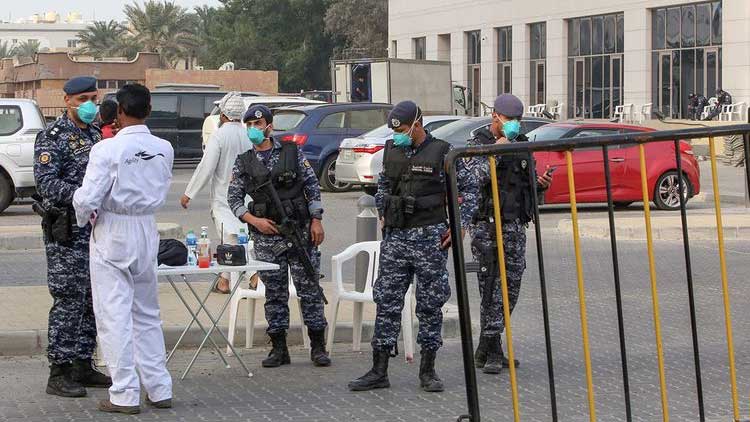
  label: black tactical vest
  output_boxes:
[475,135,535,225]
[382,136,450,229]
[236,141,309,223]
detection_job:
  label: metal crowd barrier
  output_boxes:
[445,124,750,422]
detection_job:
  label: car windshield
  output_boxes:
[272,110,307,131]
[525,125,572,141]
[431,119,488,145]
[359,124,393,138]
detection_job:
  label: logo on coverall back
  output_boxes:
[125,150,165,165]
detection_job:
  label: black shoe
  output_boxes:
[419,350,444,392]
[483,335,503,374]
[46,364,86,398]
[262,331,290,368]
[474,336,488,369]
[308,329,331,367]
[500,341,520,369]
[70,359,112,388]
[348,349,390,391]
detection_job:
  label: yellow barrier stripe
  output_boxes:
[488,156,520,422]
[638,144,670,422]
[708,136,741,422]
[565,151,597,422]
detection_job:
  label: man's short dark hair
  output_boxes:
[116,83,151,119]
[99,100,118,124]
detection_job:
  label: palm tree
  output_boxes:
[76,20,127,58]
[14,40,40,61]
[0,41,16,58]
[124,0,199,68]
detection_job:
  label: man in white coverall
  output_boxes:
[181,92,249,293]
[73,84,174,415]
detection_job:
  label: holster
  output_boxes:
[472,237,499,309]
[34,202,72,245]
[383,195,405,228]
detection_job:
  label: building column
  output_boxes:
[546,19,567,118]
[513,23,530,106]
[623,8,651,112]
[481,27,497,111]
[722,0,750,109]
[451,32,467,101]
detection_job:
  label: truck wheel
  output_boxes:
[319,154,352,192]
[0,172,15,213]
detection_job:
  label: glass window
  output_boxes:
[0,105,22,136]
[580,18,591,56]
[682,6,696,48]
[413,37,426,60]
[348,108,387,131]
[318,112,346,129]
[272,111,307,131]
[616,13,624,53]
[569,19,580,56]
[525,125,570,142]
[530,26,540,59]
[603,15,616,54]
[654,9,666,50]
[530,22,546,60]
[180,95,204,119]
[711,1,722,45]
[204,96,223,115]
[150,95,178,119]
[497,27,512,62]
[592,56,603,118]
[391,40,398,58]
[696,3,711,46]
[666,7,681,49]
[592,16,603,55]
[681,49,695,113]
[467,31,481,64]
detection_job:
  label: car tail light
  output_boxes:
[352,144,384,154]
[280,133,308,145]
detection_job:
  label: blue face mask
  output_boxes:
[76,100,97,124]
[247,126,267,145]
[502,119,521,141]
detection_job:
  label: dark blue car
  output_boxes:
[271,103,392,192]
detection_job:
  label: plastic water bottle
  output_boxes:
[237,228,249,261]
[197,226,211,268]
[186,230,198,266]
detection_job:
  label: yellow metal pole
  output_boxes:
[638,143,670,422]
[564,151,597,422]
[708,136,741,422]
[488,156,520,422]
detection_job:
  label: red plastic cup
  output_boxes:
[198,255,210,268]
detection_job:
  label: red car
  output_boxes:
[527,122,700,211]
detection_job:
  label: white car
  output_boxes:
[201,96,325,148]
[336,115,465,192]
[0,99,47,212]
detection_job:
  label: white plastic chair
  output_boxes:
[613,104,633,123]
[326,241,416,362]
[638,103,653,123]
[701,97,718,120]
[548,103,563,120]
[719,102,746,121]
[226,265,308,355]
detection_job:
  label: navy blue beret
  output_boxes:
[63,76,97,95]
[243,104,273,124]
[493,94,524,118]
[387,100,421,129]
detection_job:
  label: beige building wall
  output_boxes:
[389,0,750,118]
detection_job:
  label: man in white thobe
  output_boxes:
[73,84,174,415]
[181,92,250,293]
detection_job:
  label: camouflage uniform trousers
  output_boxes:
[372,223,451,353]
[252,224,327,334]
[45,224,97,364]
[470,220,527,337]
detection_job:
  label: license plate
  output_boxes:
[340,149,354,161]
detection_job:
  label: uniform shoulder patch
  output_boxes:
[38,152,51,165]
[303,159,312,168]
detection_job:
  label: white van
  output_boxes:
[201,96,324,149]
[0,99,46,212]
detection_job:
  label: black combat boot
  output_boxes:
[483,335,503,374]
[262,331,290,368]
[419,350,444,392]
[499,337,520,369]
[348,349,390,391]
[71,359,112,388]
[308,329,331,367]
[46,363,86,398]
[474,335,488,368]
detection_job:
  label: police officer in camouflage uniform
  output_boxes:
[348,101,478,393]
[466,94,552,374]
[33,76,111,397]
[227,105,330,368]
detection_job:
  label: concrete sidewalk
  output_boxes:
[0,223,183,250]
[0,281,459,356]
[556,207,750,240]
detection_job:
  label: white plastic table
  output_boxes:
[158,261,279,379]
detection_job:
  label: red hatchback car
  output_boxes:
[526,122,700,211]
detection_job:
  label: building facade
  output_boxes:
[388,0,750,119]
[0,22,88,53]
